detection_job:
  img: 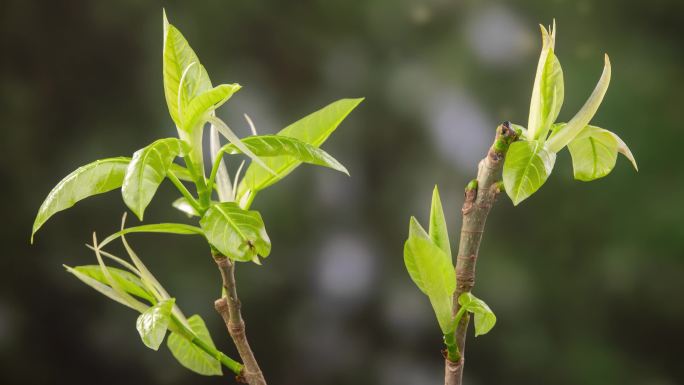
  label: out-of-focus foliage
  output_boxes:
[2,1,683,385]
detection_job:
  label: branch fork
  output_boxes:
[213,254,267,385]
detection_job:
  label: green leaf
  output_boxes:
[567,126,618,181]
[65,264,137,309]
[182,84,241,130]
[237,98,363,196]
[567,125,638,181]
[458,292,496,336]
[223,135,349,175]
[71,265,154,302]
[546,55,612,153]
[162,14,212,129]
[172,197,199,217]
[404,234,456,334]
[503,141,556,205]
[100,223,205,248]
[429,186,451,259]
[199,202,271,262]
[528,22,564,141]
[408,216,429,240]
[136,298,175,350]
[32,157,130,242]
[404,217,429,294]
[167,314,222,376]
[122,138,185,220]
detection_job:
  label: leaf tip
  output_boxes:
[162,8,170,33]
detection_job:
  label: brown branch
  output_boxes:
[445,122,518,385]
[213,254,267,385]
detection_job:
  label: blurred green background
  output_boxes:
[2,0,683,384]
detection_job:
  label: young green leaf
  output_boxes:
[167,314,222,376]
[71,265,155,302]
[567,125,638,181]
[199,202,271,262]
[404,235,456,334]
[100,223,205,248]
[122,138,185,220]
[404,217,430,295]
[32,157,130,242]
[546,55,612,153]
[162,14,212,129]
[503,141,556,205]
[528,22,564,141]
[408,216,430,240]
[429,186,451,259]
[136,298,175,350]
[237,98,363,197]
[182,84,241,130]
[222,135,349,175]
[458,292,497,337]
[567,125,618,181]
[64,265,139,310]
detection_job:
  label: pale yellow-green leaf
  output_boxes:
[167,314,222,376]
[237,98,363,197]
[136,298,175,350]
[546,55,612,152]
[528,22,563,140]
[404,235,456,334]
[32,157,130,242]
[503,141,556,205]
[429,185,451,259]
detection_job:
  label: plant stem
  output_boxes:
[213,254,267,385]
[444,122,518,385]
[444,305,468,361]
[167,170,204,214]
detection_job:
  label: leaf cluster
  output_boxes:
[31,12,362,377]
[503,21,637,205]
[403,187,496,337]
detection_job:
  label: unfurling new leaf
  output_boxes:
[502,22,635,205]
[528,22,564,141]
[429,186,451,259]
[404,214,456,334]
[136,298,175,350]
[458,292,496,337]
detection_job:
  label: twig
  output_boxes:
[445,122,518,385]
[213,254,267,385]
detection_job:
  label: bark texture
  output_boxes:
[445,122,518,385]
[213,255,267,385]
